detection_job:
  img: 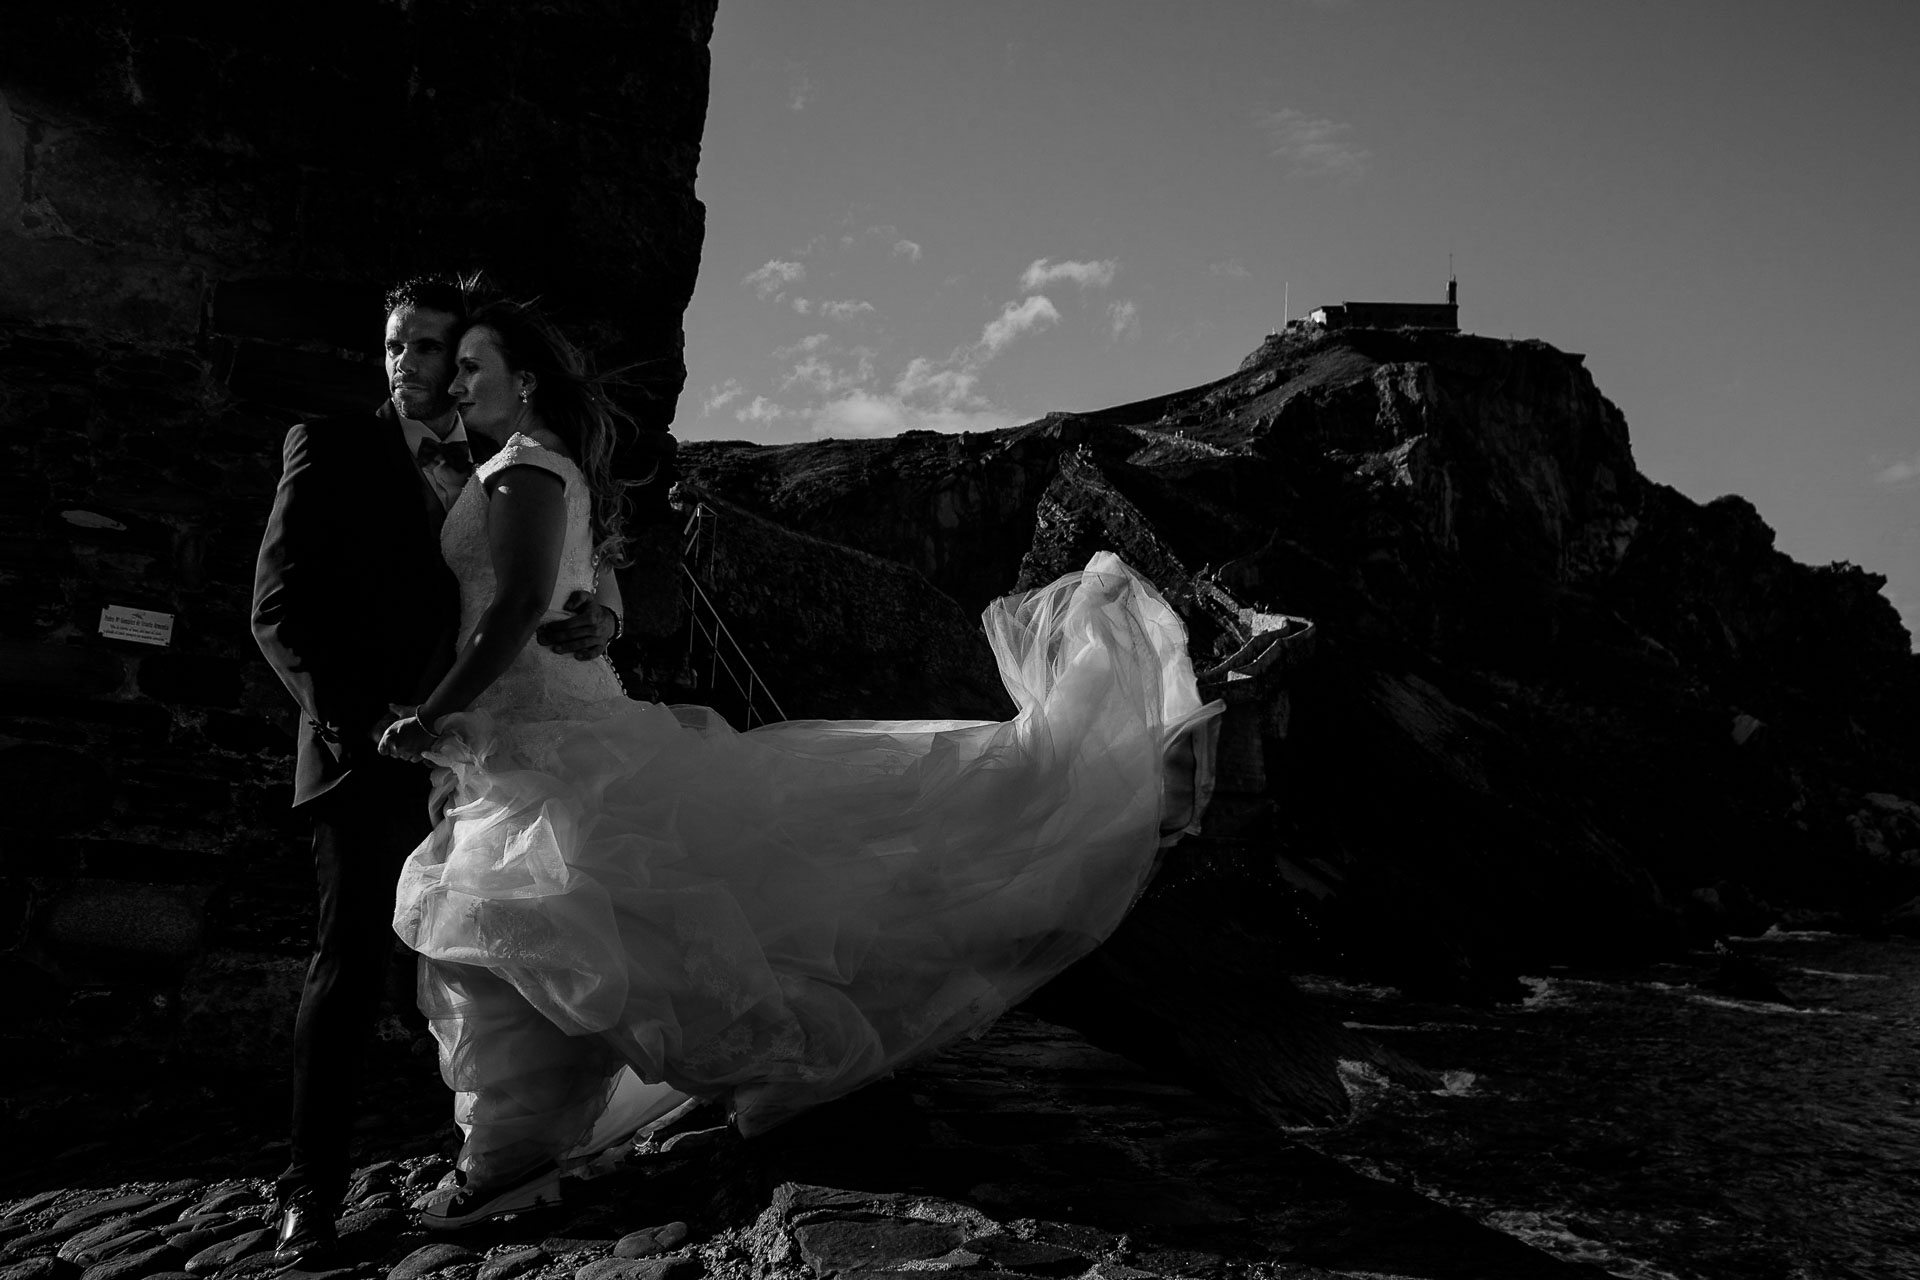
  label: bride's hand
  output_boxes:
[378,703,440,763]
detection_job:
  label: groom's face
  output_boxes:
[384,304,460,423]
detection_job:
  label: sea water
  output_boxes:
[1290,932,1920,1280]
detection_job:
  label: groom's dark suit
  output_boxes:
[252,399,469,1204]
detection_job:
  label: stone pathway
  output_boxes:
[0,1015,1611,1280]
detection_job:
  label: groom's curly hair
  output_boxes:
[464,298,634,569]
[383,273,469,321]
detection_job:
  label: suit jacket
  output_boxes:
[251,401,463,814]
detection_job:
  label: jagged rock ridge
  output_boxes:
[676,326,1920,1002]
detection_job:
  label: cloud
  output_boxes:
[810,391,1022,439]
[808,296,1056,439]
[744,259,806,298]
[819,299,876,322]
[773,333,831,359]
[980,295,1061,354]
[895,356,977,405]
[892,239,923,262]
[748,283,1057,440]
[788,67,813,112]
[736,396,786,424]
[784,353,873,395]
[784,358,842,395]
[1209,259,1253,280]
[1874,455,1920,485]
[701,379,744,415]
[1107,299,1141,341]
[1255,107,1371,178]
[1019,258,1119,291]
[777,338,877,396]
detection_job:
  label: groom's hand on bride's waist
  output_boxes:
[537,590,620,660]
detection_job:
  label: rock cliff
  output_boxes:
[676,325,1920,1002]
[0,0,717,1073]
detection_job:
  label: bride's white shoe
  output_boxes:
[416,1165,561,1230]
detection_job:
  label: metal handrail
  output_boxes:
[676,501,787,728]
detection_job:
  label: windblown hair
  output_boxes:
[465,299,635,569]
[383,273,470,322]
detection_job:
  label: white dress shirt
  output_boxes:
[400,414,472,512]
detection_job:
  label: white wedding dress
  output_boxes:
[393,435,1222,1184]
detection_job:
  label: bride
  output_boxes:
[380,299,1223,1228]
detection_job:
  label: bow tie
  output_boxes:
[416,436,473,473]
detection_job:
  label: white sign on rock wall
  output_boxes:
[99,605,175,647]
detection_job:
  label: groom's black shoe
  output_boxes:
[272,1190,338,1268]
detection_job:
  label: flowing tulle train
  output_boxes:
[393,552,1221,1183]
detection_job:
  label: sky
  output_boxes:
[673,0,1920,644]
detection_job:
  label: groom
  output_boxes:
[250,275,620,1266]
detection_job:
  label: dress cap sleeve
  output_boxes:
[477,433,573,488]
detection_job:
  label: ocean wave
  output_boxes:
[1334,1057,1393,1103]
[1633,979,1841,1014]
[1479,1210,1688,1280]
[1681,990,1844,1016]
[1294,973,1403,1000]
[1519,975,1573,1008]
[1296,938,1920,1279]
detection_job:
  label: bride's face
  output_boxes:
[449,326,527,436]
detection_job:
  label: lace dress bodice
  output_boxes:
[440,433,623,715]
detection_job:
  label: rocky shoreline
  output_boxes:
[0,1013,1608,1280]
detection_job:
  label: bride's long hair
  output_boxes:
[465,298,635,570]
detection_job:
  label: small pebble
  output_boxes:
[123,1202,193,1230]
[53,1200,157,1234]
[334,1207,406,1250]
[611,1224,687,1261]
[3,1194,65,1221]
[207,1251,283,1280]
[540,1239,613,1258]
[0,1226,74,1261]
[80,1242,180,1280]
[0,1258,62,1280]
[388,1243,478,1280]
[187,1193,255,1220]
[476,1246,549,1280]
[166,1222,253,1259]
[155,1216,228,1240]
[182,1227,270,1275]
[402,1164,452,1193]
[59,1225,152,1265]
[574,1261,677,1280]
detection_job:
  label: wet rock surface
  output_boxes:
[0,1014,1604,1280]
